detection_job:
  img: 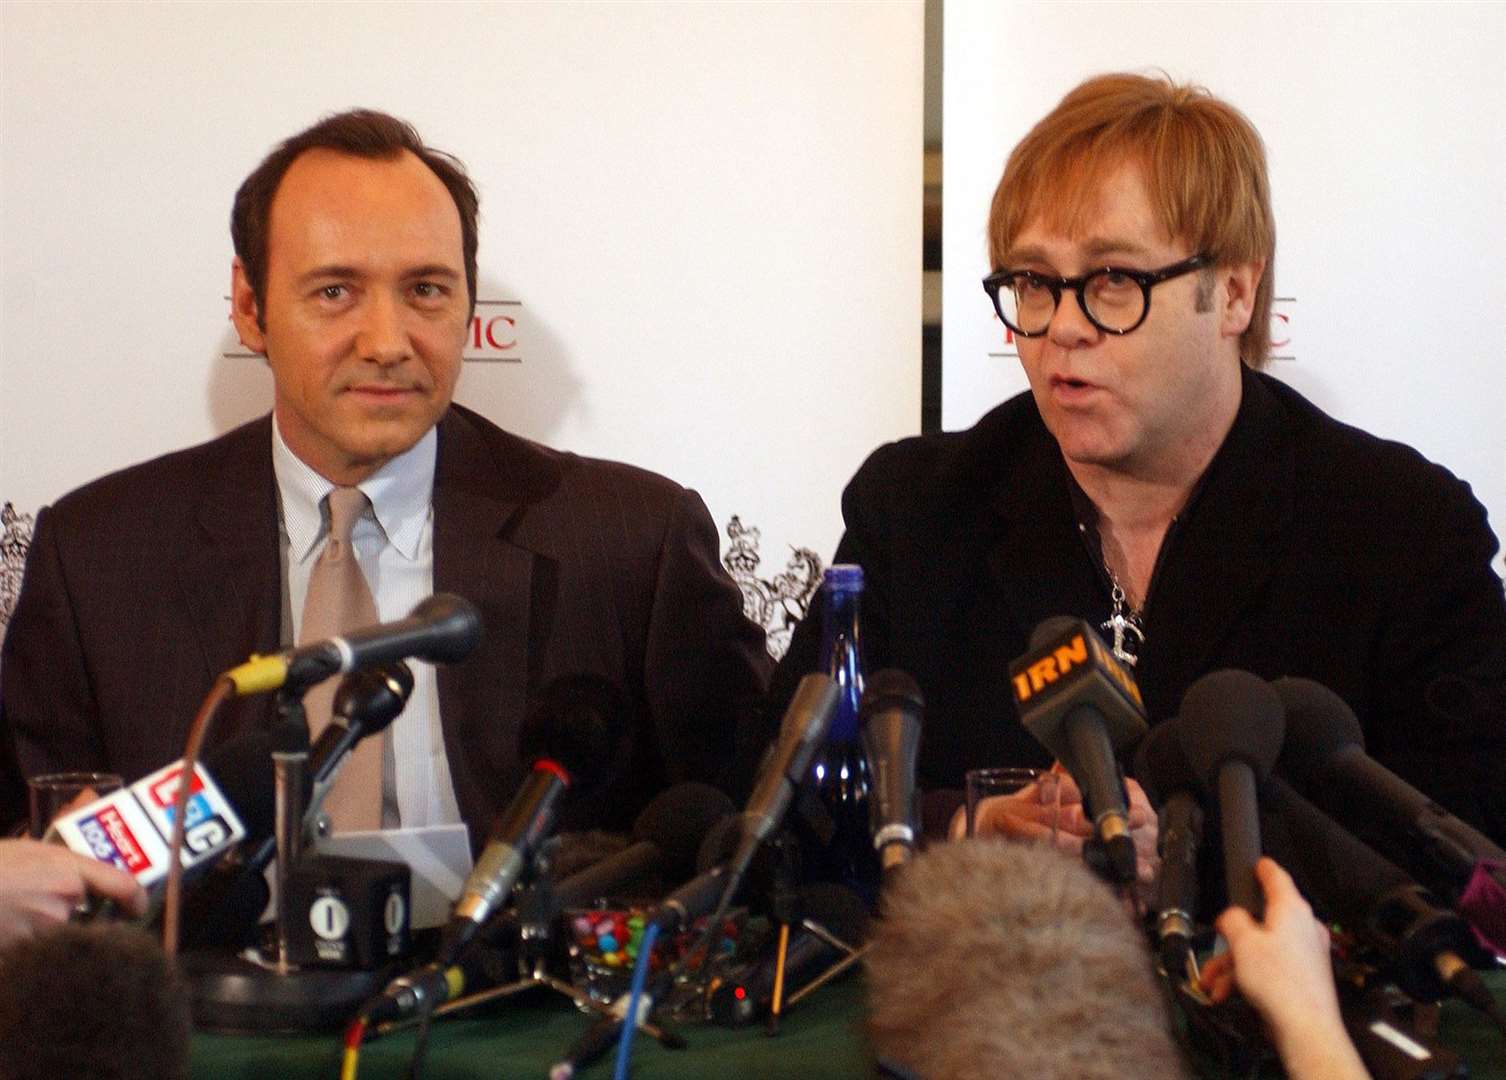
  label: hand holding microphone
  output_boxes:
[0,838,148,946]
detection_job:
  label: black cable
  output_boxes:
[404,1002,435,1080]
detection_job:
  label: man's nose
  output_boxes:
[1046,288,1099,349]
[356,292,410,365]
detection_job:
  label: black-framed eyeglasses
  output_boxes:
[981,254,1210,337]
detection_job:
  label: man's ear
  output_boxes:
[1219,258,1265,339]
[230,258,267,355]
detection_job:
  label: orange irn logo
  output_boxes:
[1011,630,1144,710]
[1012,634,1088,703]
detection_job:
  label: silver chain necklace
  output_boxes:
[1100,572,1146,668]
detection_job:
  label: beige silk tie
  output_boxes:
[300,487,383,831]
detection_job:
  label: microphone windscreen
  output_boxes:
[0,923,191,1080]
[1270,676,1364,779]
[1129,721,1197,807]
[695,813,743,874]
[633,782,736,881]
[866,840,1188,1080]
[518,674,630,793]
[203,729,281,845]
[1176,670,1284,785]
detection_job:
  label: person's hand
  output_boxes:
[0,839,148,947]
[1199,857,1368,1080]
[952,769,1161,885]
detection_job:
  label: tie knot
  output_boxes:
[326,486,370,543]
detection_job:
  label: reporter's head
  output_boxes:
[865,839,1187,1080]
[0,922,191,1080]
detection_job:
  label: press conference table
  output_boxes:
[190,974,1505,1079]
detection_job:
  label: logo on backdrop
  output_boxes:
[986,296,1297,362]
[721,515,824,661]
[0,502,35,641]
[221,296,524,363]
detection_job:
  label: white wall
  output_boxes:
[943,0,1506,546]
[0,1,923,579]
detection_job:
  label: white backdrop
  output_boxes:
[943,1,1506,549]
[0,2,923,613]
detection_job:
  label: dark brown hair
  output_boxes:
[988,73,1275,367]
[231,108,479,323]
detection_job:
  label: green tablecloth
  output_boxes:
[191,976,873,1080]
[191,972,1505,1079]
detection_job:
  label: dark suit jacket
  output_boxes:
[0,404,771,842]
[769,368,1506,841]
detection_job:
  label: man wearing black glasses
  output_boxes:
[770,72,1506,863]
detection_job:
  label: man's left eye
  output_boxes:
[413,282,444,298]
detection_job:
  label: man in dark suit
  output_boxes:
[771,73,1506,861]
[0,110,770,843]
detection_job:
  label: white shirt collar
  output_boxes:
[271,417,437,563]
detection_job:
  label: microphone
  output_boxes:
[440,674,627,964]
[1173,670,1284,917]
[1009,616,1147,883]
[303,662,415,833]
[47,738,255,893]
[1154,790,1203,975]
[707,882,870,1026]
[224,593,481,696]
[727,673,839,886]
[1132,721,1208,976]
[1259,775,1496,1011]
[859,670,924,872]
[1272,676,1506,900]
[553,782,735,909]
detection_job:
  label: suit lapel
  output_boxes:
[431,407,557,836]
[173,417,283,733]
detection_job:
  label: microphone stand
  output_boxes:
[183,688,393,1033]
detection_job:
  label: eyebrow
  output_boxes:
[295,263,462,286]
[1000,237,1156,269]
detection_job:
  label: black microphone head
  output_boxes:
[0,923,192,1080]
[859,669,925,718]
[518,674,630,794]
[633,782,737,881]
[1129,720,1198,808]
[1271,675,1364,777]
[332,661,415,737]
[204,728,282,846]
[407,593,483,664]
[1176,670,1285,788]
[1010,616,1147,763]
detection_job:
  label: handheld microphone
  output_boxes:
[859,670,924,872]
[1174,670,1285,917]
[1272,676,1506,900]
[1132,721,1208,976]
[224,593,481,696]
[1260,775,1496,1011]
[440,674,627,964]
[728,674,839,885]
[1010,616,1147,883]
[48,744,252,892]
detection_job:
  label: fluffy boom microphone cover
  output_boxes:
[865,840,1188,1080]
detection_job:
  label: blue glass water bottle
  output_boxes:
[808,564,878,897]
